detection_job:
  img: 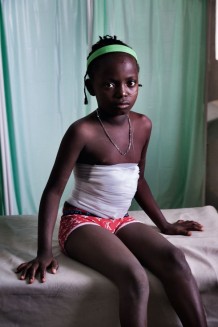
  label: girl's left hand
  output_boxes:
[161,220,204,236]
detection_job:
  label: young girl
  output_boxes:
[16,35,207,327]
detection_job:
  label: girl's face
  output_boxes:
[89,53,139,116]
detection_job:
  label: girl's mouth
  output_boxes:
[115,102,130,108]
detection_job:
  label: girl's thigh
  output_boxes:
[64,224,147,285]
[116,222,186,278]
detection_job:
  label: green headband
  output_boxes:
[87,44,138,67]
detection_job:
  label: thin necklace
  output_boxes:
[96,109,132,156]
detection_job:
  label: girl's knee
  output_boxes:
[118,264,149,299]
[162,245,191,277]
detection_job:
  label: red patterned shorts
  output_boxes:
[58,202,137,252]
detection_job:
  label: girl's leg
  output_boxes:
[116,222,208,327]
[65,225,149,327]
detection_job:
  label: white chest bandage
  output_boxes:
[67,163,139,218]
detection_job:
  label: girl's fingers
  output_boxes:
[28,264,39,284]
[40,268,46,283]
[176,220,203,231]
[16,257,59,283]
[51,258,59,274]
[20,267,30,280]
[16,262,29,273]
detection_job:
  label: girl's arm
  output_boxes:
[16,122,87,283]
[134,118,203,236]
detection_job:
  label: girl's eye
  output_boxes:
[104,82,115,88]
[127,80,137,87]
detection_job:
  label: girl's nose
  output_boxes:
[116,84,128,98]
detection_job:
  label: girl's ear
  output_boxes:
[85,79,95,96]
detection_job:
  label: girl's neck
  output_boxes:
[96,108,130,126]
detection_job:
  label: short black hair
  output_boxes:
[88,35,128,57]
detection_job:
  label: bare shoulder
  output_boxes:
[131,111,152,136]
[51,112,98,170]
[64,112,96,142]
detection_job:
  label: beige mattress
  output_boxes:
[0,206,218,327]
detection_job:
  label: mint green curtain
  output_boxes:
[0,0,207,215]
[0,0,89,214]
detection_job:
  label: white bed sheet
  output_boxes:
[0,206,218,327]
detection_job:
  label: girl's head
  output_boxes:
[84,35,141,113]
[86,35,139,80]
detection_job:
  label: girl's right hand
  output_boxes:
[16,255,59,284]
